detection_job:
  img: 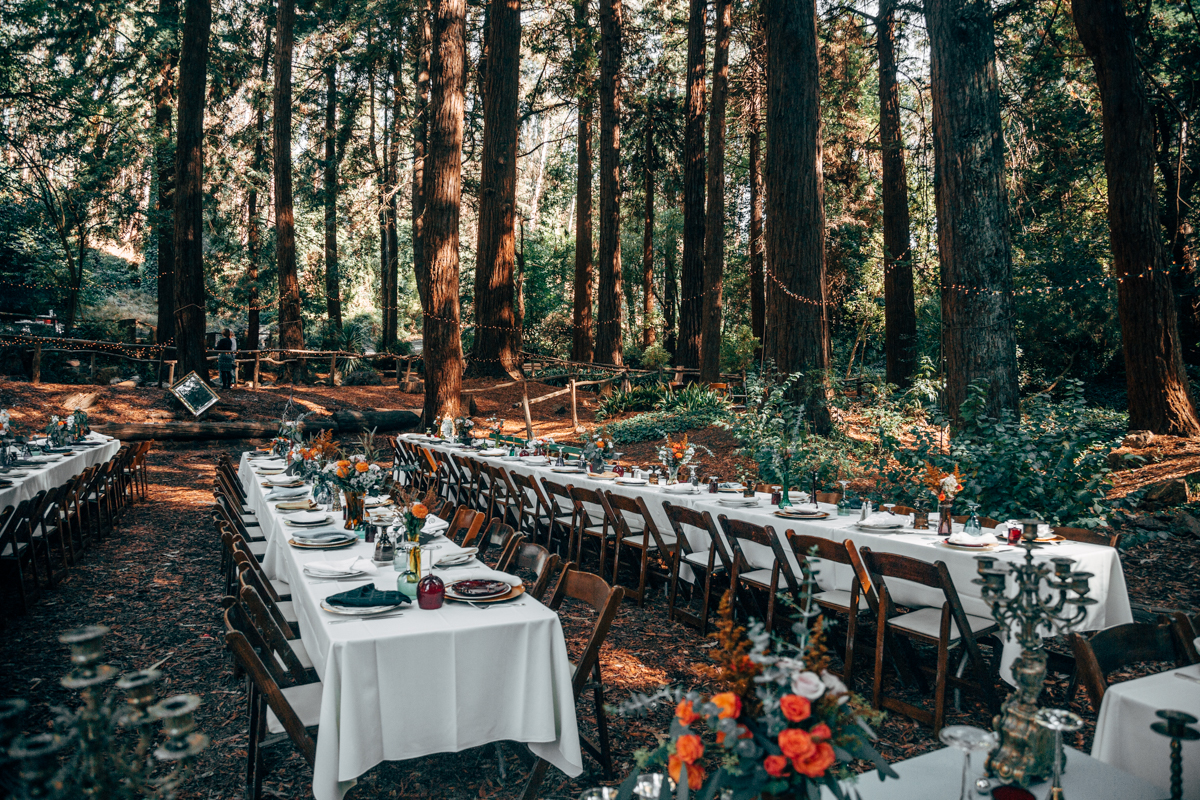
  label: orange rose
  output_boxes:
[716,724,752,745]
[778,728,816,762]
[711,692,741,720]
[355,461,370,472]
[336,467,349,479]
[763,754,791,778]
[411,503,428,519]
[674,734,703,764]
[337,460,351,469]
[792,741,835,778]
[667,754,705,790]
[809,722,832,741]
[676,699,700,727]
[779,694,811,723]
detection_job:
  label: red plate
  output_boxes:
[448,579,510,598]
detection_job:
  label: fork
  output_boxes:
[328,611,407,625]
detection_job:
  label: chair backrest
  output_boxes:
[814,491,841,505]
[773,530,852,601]
[717,515,776,575]
[858,546,981,648]
[549,569,624,696]
[448,505,485,546]
[1069,621,1189,708]
[467,517,515,559]
[568,485,608,529]
[235,555,291,627]
[606,492,675,554]
[238,584,309,686]
[499,542,562,600]
[1170,612,1200,664]
[1053,526,1121,548]
[509,471,548,529]
[662,502,733,571]
[540,478,574,521]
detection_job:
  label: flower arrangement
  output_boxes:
[0,409,11,438]
[614,591,896,798]
[656,433,712,484]
[485,416,505,444]
[581,430,614,469]
[455,417,475,445]
[44,415,69,446]
[324,454,389,495]
[70,408,89,439]
[392,485,439,541]
[924,463,963,503]
[438,416,456,440]
[289,429,339,481]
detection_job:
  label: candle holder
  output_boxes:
[1151,709,1199,800]
[972,520,1096,787]
[1034,708,1082,800]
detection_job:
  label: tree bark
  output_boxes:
[571,0,594,363]
[471,0,522,378]
[154,0,178,347]
[700,0,730,382]
[762,0,830,428]
[664,227,678,355]
[172,0,210,381]
[748,82,764,353]
[1073,0,1200,435]
[411,0,432,310]
[245,20,271,358]
[383,46,403,351]
[422,0,467,421]
[594,0,623,366]
[642,119,656,349]
[274,0,304,378]
[926,0,1018,422]
[878,0,915,388]
[323,60,343,335]
[678,0,706,369]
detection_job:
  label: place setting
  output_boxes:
[322,585,411,623]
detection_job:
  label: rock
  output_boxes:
[1122,430,1155,449]
[554,405,567,415]
[1175,512,1200,538]
[62,392,100,411]
[110,375,141,386]
[343,368,382,386]
[1106,447,1142,470]
[1138,478,1189,509]
[1130,515,1169,531]
[94,367,119,386]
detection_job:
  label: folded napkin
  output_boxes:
[479,448,506,456]
[861,512,905,528]
[433,564,522,587]
[422,515,450,536]
[288,510,330,524]
[326,585,411,607]
[266,487,310,500]
[306,556,366,576]
[276,499,319,510]
[1001,519,1051,538]
[949,528,999,545]
[87,432,114,442]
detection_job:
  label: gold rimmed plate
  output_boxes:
[445,584,526,604]
[289,536,357,550]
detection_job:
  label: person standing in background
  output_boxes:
[216,328,237,390]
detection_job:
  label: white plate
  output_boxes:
[662,484,699,494]
[288,511,333,525]
[615,477,648,485]
[718,498,760,507]
[266,474,301,485]
[501,456,522,461]
[855,522,905,531]
[523,457,549,465]
[303,565,367,579]
[436,552,476,567]
[319,599,406,616]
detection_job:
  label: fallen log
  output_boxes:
[332,409,421,433]
[92,419,339,441]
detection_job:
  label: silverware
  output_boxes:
[328,611,406,624]
[1174,671,1200,686]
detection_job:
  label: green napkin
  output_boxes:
[326,585,411,608]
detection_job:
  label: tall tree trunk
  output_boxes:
[594,0,623,366]
[383,47,403,350]
[324,60,343,335]
[762,0,830,427]
[245,21,271,357]
[411,0,432,310]
[172,0,210,380]
[878,0,915,388]
[642,120,656,348]
[926,0,1018,422]
[422,0,467,421]
[274,0,304,377]
[1073,0,1200,434]
[471,0,521,378]
[571,1,595,363]
[154,0,178,347]
[664,230,678,355]
[748,84,764,353]
[678,0,706,368]
[700,0,730,382]
[1156,107,1200,364]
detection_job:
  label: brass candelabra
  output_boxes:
[972,520,1097,787]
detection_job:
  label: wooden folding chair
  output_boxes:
[538,478,576,556]
[1069,621,1191,709]
[567,486,615,581]
[663,503,733,634]
[0,505,38,615]
[524,570,624,799]
[223,526,290,600]
[446,505,486,547]
[235,556,299,629]
[607,492,675,606]
[1053,526,1122,548]
[449,453,479,508]
[31,484,72,583]
[717,515,782,631]
[1170,611,1200,664]
[467,518,518,563]
[509,471,557,547]
[498,541,563,602]
[238,583,313,679]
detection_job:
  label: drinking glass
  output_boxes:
[1035,708,1082,800]
[688,465,699,486]
[837,480,851,516]
[883,502,896,516]
[963,501,983,538]
[938,725,998,800]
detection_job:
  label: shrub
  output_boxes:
[721,324,760,374]
[343,368,382,386]
[642,343,671,371]
[655,382,731,415]
[596,383,666,419]
[606,407,728,444]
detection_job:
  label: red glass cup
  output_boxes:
[1007,526,1022,546]
[417,573,445,609]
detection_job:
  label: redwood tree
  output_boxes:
[245,21,271,356]
[594,0,623,365]
[699,0,730,382]
[641,118,656,348]
[926,0,1018,422]
[323,58,342,335]
[154,0,178,347]
[571,0,595,363]
[274,0,304,375]
[422,0,467,421]
[171,0,210,380]
[411,1,431,310]
[677,0,706,368]
[471,0,522,378]
[1073,0,1200,435]
[747,76,764,351]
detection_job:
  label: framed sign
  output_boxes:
[170,371,220,417]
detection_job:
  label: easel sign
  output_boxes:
[170,371,220,417]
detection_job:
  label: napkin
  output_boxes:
[87,432,114,442]
[326,585,410,607]
[276,499,319,510]
[306,556,366,576]
[479,448,506,456]
[860,512,904,528]
[433,564,522,587]
[422,515,450,536]
[266,487,310,500]
[950,527,999,545]
[288,510,330,524]
[267,474,303,485]
[293,530,353,542]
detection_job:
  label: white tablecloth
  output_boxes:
[0,433,120,509]
[1093,663,1200,799]
[238,453,583,800]
[821,744,1163,799]
[402,435,1134,686]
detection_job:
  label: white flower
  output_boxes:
[820,670,850,704]
[50,415,60,424]
[65,416,75,430]
[790,671,826,700]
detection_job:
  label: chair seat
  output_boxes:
[739,568,776,589]
[266,680,323,734]
[813,589,868,612]
[247,540,268,558]
[620,532,677,548]
[683,550,725,571]
[277,600,298,625]
[270,578,291,599]
[889,607,997,641]
[2,541,28,558]
[583,525,614,538]
[287,639,313,670]
[240,514,260,527]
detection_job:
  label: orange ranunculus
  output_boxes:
[778,728,816,762]
[336,466,349,479]
[792,741,835,778]
[667,754,705,790]
[674,734,704,764]
[711,692,741,720]
[716,724,752,745]
[676,699,700,727]
[337,460,352,468]
[808,722,832,741]
[411,503,428,519]
[673,450,683,459]
[779,694,812,723]
[355,461,370,472]
[763,754,791,778]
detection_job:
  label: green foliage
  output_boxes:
[641,343,671,371]
[595,383,666,419]
[720,324,760,374]
[655,382,731,416]
[605,407,728,444]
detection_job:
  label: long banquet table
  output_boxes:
[237,453,583,800]
[403,434,1134,682]
[0,432,121,509]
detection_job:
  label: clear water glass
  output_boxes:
[938,725,998,800]
[963,501,983,538]
[837,480,851,516]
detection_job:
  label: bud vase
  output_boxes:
[343,492,365,530]
[937,502,954,536]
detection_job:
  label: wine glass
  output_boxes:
[938,725,998,800]
[1035,708,1082,800]
[883,502,896,516]
[963,501,983,538]
[688,464,699,486]
[837,480,851,516]
[579,789,620,800]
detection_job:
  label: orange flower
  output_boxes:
[809,722,832,742]
[763,754,791,778]
[336,466,349,479]
[674,734,704,764]
[778,728,816,762]
[336,460,351,469]
[667,754,705,790]
[711,692,742,720]
[676,699,700,727]
[779,695,811,723]
[792,741,835,778]
[355,461,370,472]
[411,503,428,519]
[716,724,752,745]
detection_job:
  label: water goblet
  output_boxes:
[883,502,896,516]
[1035,708,1082,800]
[837,480,851,516]
[688,465,699,486]
[938,725,998,800]
[963,501,984,538]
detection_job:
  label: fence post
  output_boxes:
[521,379,534,441]
[167,361,176,386]
[31,342,41,384]
[570,379,579,430]
[253,352,261,390]
[329,355,337,385]
[89,353,96,382]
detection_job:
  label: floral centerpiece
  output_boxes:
[0,409,10,438]
[455,417,475,445]
[614,591,896,798]
[485,416,505,445]
[924,463,962,535]
[582,430,614,472]
[656,433,712,484]
[44,415,69,447]
[325,454,390,528]
[438,416,456,440]
[289,429,338,483]
[70,409,89,440]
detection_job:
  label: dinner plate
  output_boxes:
[0,479,13,488]
[303,564,367,579]
[523,457,549,465]
[1034,535,1065,543]
[940,539,999,551]
[319,599,405,616]
[289,537,357,550]
[775,510,829,520]
[286,520,338,531]
[255,469,287,476]
[1,470,29,477]
[718,485,746,494]
[445,584,526,604]
[501,456,522,461]
[446,578,511,599]
[275,500,320,511]
[436,551,477,567]
[662,484,699,494]
[267,474,301,485]
[364,498,393,508]
[718,498,760,507]
[855,522,906,531]
[551,467,585,474]
[615,477,648,485]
